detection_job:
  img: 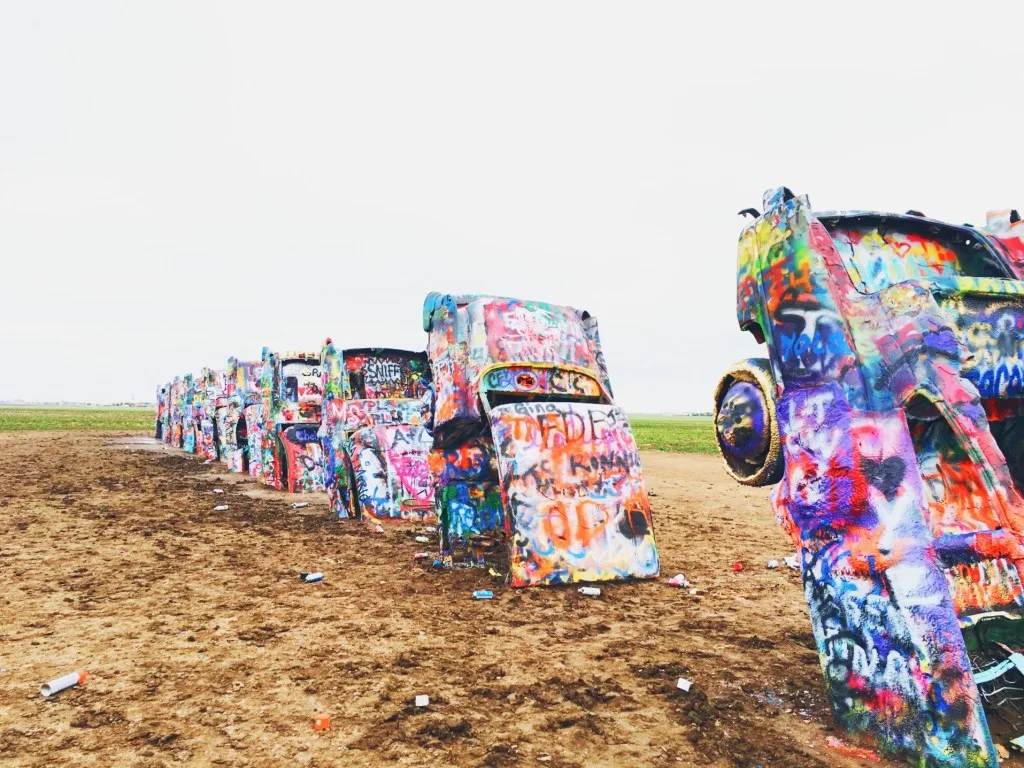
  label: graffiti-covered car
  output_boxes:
[318,340,434,523]
[155,383,170,440]
[423,292,659,587]
[171,374,197,452]
[713,187,1024,765]
[216,357,262,475]
[194,367,225,462]
[256,348,326,493]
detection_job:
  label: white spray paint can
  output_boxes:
[300,572,324,583]
[41,670,87,697]
[578,587,601,597]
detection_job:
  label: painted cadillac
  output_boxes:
[155,383,169,441]
[170,373,196,453]
[713,187,1024,765]
[422,292,659,587]
[256,347,326,493]
[318,340,434,524]
[214,357,262,475]
[194,367,225,462]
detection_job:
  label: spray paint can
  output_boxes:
[40,670,87,697]
[290,502,310,510]
[472,590,493,600]
[578,586,601,597]
[300,572,323,583]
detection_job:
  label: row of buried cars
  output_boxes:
[152,189,1024,765]
[155,292,660,589]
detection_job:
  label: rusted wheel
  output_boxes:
[713,359,782,486]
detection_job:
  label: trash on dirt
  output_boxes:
[1011,734,1024,752]
[212,488,224,494]
[300,572,324,583]
[374,524,385,533]
[647,490,658,497]
[414,535,430,543]
[783,554,800,570]
[473,590,494,600]
[290,502,310,510]
[997,744,1009,759]
[488,568,501,577]
[766,559,779,569]
[313,713,331,731]
[538,757,552,763]
[214,505,229,511]
[667,573,691,588]
[415,694,429,707]
[203,459,213,464]
[689,588,699,596]
[676,678,692,693]
[413,552,430,560]
[578,586,601,597]
[41,670,87,697]
[825,736,881,762]
[732,561,744,572]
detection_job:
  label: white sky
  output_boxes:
[3,1,1023,410]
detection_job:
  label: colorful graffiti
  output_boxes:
[259,349,325,492]
[716,188,1024,765]
[490,402,658,587]
[424,293,657,583]
[318,342,434,522]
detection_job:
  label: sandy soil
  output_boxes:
[0,432,920,767]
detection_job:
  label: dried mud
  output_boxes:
[0,432,914,767]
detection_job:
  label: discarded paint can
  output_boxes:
[414,535,430,543]
[578,586,601,597]
[300,572,324,583]
[290,502,310,510]
[413,552,430,560]
[41,670,87,697]
[667,573,691,588]
[214,505,229,511]
[432,559,444,568]
[415,694,429,707]
[783,554,800,570]
[374,524,385,533]
[732,561,744,572]
[676,678,692,693]
[766,559,779,569]
[212,488,224,494]
[473,590,494,600]
[313,713,331,731]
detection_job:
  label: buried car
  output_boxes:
[216,357,263,475]
[194,367,225,462]
[423,292,659,587]
[256,348,327,493]
[713,187,1024,766]
[155,383,170,440]
[319,340,434,523]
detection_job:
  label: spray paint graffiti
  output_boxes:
[155,384,169,440]
[424,293,658,583]
[318,342,434,522]
[490,402,658,587]
[258,349,325,493]
[715,188,1024,765]
[217,358,261,474]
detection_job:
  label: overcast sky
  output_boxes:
[3,1,1023,410]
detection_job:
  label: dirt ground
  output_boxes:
[0,432,918,767]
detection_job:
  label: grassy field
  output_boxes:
[0,407,156,432]
[629,414,717,454]
[0,407,718,454]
